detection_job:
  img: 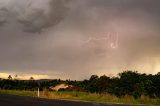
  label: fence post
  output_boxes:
[38,88,39,97]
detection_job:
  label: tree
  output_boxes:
[89,75,99,81]
[14,74,18,80]
[8,75,12,80]
[118,71,141,98]
[97,75,110,93]
[30,77,34,80]
[157,72,160,75]
[87,75,99,93]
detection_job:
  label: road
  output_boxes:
[0,94,144,106]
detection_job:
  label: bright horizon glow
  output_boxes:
[0,72,50,80]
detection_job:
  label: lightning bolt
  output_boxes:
[83,32,110,43]
[82,32,119,49]
[110,32,118,49]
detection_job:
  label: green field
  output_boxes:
[0,90,160,105]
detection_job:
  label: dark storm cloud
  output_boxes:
[0,0,160,79]
[17,0,70,33]
[0,7,8,26]
[0,20,6,26]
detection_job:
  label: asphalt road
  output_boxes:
[0,94,144,106]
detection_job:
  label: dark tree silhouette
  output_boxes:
[8,75,12,80]
[30,77,34,80]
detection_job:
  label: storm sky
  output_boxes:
[0,0,160,80]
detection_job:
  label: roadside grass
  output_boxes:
[0,90,160,105]
[0,90,37,97]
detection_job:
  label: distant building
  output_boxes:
[50,84,76,91]
[50,84,69,91]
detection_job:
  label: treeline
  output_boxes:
[74,71,160,99]
[0,71,160,99]
[0,79,62,91]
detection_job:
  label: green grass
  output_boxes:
[0,90,37,97]
[50,91,160,105]
[0,90,160,105]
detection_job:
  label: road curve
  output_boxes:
[0,94,144,106]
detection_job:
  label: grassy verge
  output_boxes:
[0,90,160,105]
[0,90,37,97]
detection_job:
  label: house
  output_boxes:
[50,83,77,91]
[50,84,69,91]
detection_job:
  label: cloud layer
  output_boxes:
[0,0,160,79]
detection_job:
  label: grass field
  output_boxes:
[0,90,160,105]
